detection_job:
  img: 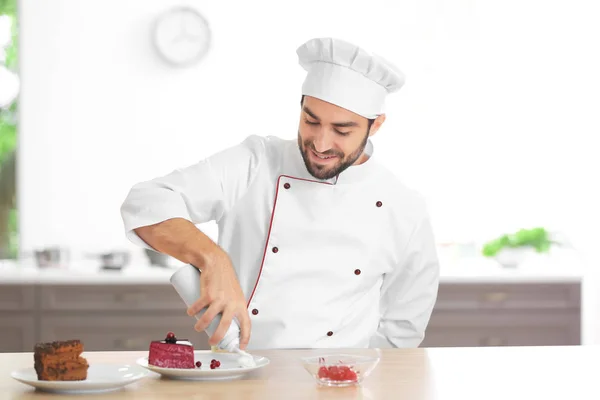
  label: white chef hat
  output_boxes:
[296,37,406,119]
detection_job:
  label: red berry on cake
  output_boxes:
[195,361,201,368]
[165,332,176,343]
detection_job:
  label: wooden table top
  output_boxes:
[1,345,598,399]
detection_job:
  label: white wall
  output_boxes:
[17,0,600,261]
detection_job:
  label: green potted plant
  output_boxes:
[0,0,18,259]
[481,227,557,267]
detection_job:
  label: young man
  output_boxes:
[120,37,440,351]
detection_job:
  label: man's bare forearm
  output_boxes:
[134,218,222,270]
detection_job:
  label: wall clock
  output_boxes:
[152,6,211,67]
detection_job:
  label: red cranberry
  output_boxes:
[210,364,216,369]
[215,360,221,367]
[165,331,177,343]
[318,366,329,378]
[195,361,201,368]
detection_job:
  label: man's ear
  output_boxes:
[368,114,386,137]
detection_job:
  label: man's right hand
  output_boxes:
[133,219,251,350]
[186,249,251,350]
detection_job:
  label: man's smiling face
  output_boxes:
[297,96,385,180]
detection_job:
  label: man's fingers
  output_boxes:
[238,308,252,350]
[194,301,224,333]
[187,296,210,317]
[209,307,235,346]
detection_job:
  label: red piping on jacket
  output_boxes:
[246,174,335,308]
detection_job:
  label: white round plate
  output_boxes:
[136,350,269,380]
[11,364,148,394]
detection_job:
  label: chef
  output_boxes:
[120,37,440,351]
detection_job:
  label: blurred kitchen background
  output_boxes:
[1,0,599,352]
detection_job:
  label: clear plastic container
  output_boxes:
[300,354,380,387]
[169,264,242,353]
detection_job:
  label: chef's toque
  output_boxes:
[296,37,406,119]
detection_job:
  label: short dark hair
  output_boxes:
[301,95,375,130]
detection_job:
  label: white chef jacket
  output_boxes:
[121,134,440,349]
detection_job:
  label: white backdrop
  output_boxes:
[17,0,599,263]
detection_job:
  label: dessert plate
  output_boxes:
[136,350,269,380]
[11,364,149,394]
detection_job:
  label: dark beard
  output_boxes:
[297,130,370,180]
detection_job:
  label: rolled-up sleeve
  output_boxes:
[369,209,440,348]
[120,135,267,249]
